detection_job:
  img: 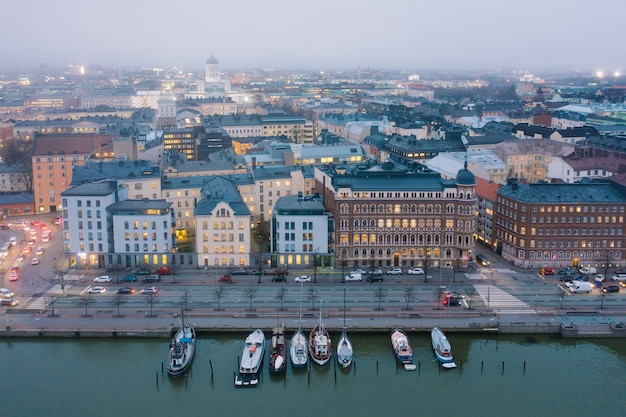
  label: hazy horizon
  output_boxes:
[3,0,626,74]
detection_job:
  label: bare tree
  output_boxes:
[465,286,478,310]
[307,287,319,311]
[214,286,225,311]
[79,294,92,316]
[275,286,288,311]
[180,289,192,311]
[145,293,156,317]
[169,261,182,284]
[245,286,258,311]
[402,286,416,310]
[112,294,124,317]
[373,287,387,311]
[109,263,125,284]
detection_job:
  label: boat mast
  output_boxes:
[297,281,303,333]
[343,288,346,330]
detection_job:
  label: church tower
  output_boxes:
[205,55,221,83]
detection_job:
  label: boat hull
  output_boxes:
[235,329,265,387]
[269,325,287,374]
[290,331,308,368]
[391,329,414,366]
[309,324,332,366]
[167,323,196,377]
[431,327,454,364]
[336,331,353,368]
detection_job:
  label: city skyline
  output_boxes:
[4,0,626,74]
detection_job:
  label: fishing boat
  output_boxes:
[235,329,265,386]
[290,282,308,368]
[431,326,457,368]
[309,301,331,366]
[167,320,196,377]
[269,324,287,374]
[336,289,353,368]
[391,329,416,371]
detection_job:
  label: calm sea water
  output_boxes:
[2,333,625,417]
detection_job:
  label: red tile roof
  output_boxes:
[475,177,501,201]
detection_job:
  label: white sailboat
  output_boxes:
[336,288,353,368]
[309,300,331,366]
[290,281,308,368]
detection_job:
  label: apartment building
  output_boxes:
[494,179,626,269]
[194,176,251,268]
[270,194,331,267]
[315,161,476,270]
[32,134,114,214]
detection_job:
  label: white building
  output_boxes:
[108,199,174,268]
[194,177,251,268]
[61,180,127,268]
[270,194,330,268]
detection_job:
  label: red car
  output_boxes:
[153,266,171,275]
[218,275,232,283]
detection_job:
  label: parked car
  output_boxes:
[250,269,266,276]
[132,269,151,276]
[153,266,171,275]
[368,269,383,276]
[559,275,575,282]
[294,275,312,283]
[344,273,362,282]
[230,268,248,276]
[273,268,289,276]
[558,268,575,276]
[143,274,160,283]
[594,274,605,282]
[94,275,112,283]
[218,275,231,283]
[120,274,137,282]
[351,268,367,275]
[367,274,384,282]
[88,286,106,294]
[407,267,424,275]
[603,285,620,293]
[387,268,403,275]
[611,274,626,282]
[116,287,136,294]
[140,286,158,295]
[542,267,555,275]
[271,274,287,282]
[578,266,597,275]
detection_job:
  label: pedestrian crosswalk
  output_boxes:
[472,284,534,313]
[475,267,516,274]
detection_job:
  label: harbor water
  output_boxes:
[2,333,626,417]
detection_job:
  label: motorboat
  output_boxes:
[290,282,308,368]
[431,326,457,368]
[309,301,331,366]
[235,329,265,386]
[269,324,287,374]
[167,321,196,377]
[391,329,416,371]
[336,288,353,368]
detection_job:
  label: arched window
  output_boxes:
[394,234,400,244]
[353,205,360,213]
[362,249,367,256]
[386,234,392,244]
[362,219,367,227]
[340,203,349,214]
[370,204,376,213]
[402,204,409,213]
[418,204,425,214]
[434,235,440,245]
[354,219,359,227]
[402,234,408,244]
[362,204,368,213]
[426,234,432,244]
[410,235,416,244]
[446,204,454,214]
[386,204,393,213]
[370,219,376,227]
[386,249,392,256]
[427,204,433,213]
[435,204,441,213]
[378,248,383,256]
[418,234,424,244]
[410,205,417,213]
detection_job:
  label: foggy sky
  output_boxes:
[3,0,625,73]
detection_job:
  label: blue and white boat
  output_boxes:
[235,329,265,386]
[167,321,196,377]
[431,326,456,368]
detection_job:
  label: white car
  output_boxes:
[294,275,312,283]
[408,267,424,275]
[140,286,158,295]
[94,275,112,283]
[88,286,106,294]
[351,268,367,274]
[387,268,403,275]
[35,247,45,255]
[0,288,14,298]
[344,273,362,282]
[611,275,626,282]
[31,257,40,265]
[594,274,605,282]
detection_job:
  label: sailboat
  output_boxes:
[290,281,308,368]
[336,288,353,368]
[166,319,196,377]
[309,300,331,366]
